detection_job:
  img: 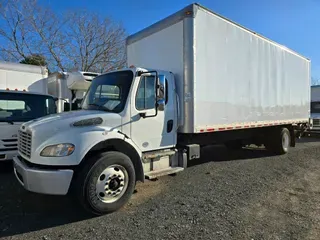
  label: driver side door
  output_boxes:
[130,73,176,152]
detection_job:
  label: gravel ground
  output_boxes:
[1,138,320,240]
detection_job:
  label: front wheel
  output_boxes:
[75,151,136,215]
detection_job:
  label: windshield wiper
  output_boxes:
[87,103,111,112]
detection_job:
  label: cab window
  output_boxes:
[135,76,156,110]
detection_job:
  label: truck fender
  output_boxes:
[78,131,144,182]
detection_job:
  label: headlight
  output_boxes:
[40,143,75,157]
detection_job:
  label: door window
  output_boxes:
[135,76,156,110]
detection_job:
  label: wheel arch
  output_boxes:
[78,138,144,183]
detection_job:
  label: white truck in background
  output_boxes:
[46,71,100,112]
[309,85,320,132]
[0,66,98,162]
[0,61,57,162]
[13,3,310,215]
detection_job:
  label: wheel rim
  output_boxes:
[282,132,290,150]
[95,164,129,203]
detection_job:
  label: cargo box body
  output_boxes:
[0,61,48,94]
[127,3,310,134]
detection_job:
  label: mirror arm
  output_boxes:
[140,102,158,119]
[139,112,146,118]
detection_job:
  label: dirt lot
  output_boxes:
[1,138,320,240]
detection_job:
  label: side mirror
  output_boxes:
[157,75,166,111]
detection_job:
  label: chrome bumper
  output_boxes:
[13,156,74,195]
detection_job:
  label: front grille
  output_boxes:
[0,138,17,152]
[0,148,17,151]
[2,139,17,142]
[313,119,320,126]
[18,130,32,158]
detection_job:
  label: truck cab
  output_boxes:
[0,90,56,161]
[13,67,179,214]
[309,85,320,132]
[0,61,56,161]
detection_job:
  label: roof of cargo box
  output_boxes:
[0,60,48,74]
[46,71,99,82]
[126,3,309,61]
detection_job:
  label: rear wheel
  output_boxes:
[75,151,136,215]
[265,127,291,154]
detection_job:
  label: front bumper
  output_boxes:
[13,156,74,195]
[0,150,18,161]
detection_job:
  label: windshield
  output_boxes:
[0,92,56,122]
[311,101,320,114]
[82,70,134,113]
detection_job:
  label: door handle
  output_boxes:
[167,120,173,133]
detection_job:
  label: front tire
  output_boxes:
[75,151,136,215]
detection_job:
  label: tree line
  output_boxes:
[0,0,127,73]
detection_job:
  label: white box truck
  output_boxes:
[13,3,310,215]
[46,71,100,112]
[0,61,57,162]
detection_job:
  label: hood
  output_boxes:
[24,110,106,128]
[0,122,21,140]
[21,110,122,138]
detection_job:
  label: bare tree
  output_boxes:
[0,0,127,72]
[0,0,33,61]
[63,11,127,72]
